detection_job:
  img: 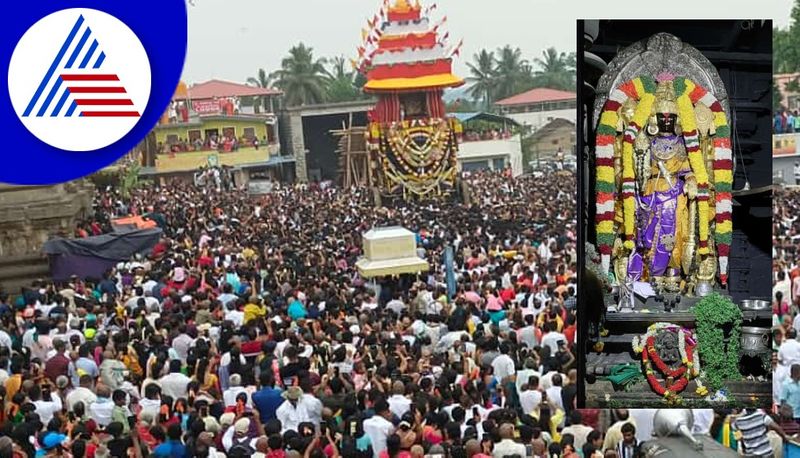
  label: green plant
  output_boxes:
[692,293,743,391]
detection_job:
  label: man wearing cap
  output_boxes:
[276,386,310,433]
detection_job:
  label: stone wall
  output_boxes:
[0,181,93,292]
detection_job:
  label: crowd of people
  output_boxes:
[0,169,588,457]
[774,187,800,416]
[775,109,800,135]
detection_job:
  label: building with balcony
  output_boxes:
[143,79,292,184]
[450,112,523,176]
[494,87,576,131]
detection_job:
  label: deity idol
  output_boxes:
[626,80,701,289]
[595,68,733,301]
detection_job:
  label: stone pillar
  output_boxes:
[289,112,308,183]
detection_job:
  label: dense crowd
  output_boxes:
[0,170,586,458]
[774,187,800,417]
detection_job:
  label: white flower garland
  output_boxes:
[631,321,703,378]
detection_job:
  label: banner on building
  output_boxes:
[193,100,221,115]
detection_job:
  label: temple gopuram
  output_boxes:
[356,0,464,199]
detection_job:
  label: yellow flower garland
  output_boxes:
[622,92,655,249]
[677,81,710,254]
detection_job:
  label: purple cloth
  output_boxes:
[627,178,684,281]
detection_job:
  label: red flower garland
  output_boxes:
[641,334,696,400]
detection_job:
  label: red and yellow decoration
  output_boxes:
[632,323,704,403]
[359,0,463,198]
[594,76,732,283]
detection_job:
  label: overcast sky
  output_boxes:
[182,0,794,85]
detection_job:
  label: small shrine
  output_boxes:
[353,0,464,199]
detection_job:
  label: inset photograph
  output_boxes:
[579,20,772,407]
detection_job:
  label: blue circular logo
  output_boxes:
[2,0,187,184]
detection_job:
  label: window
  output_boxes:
[188,130,201,142]
[462,160,489,172]
[166,134,178,144]
[223,127,236,138]
[492,158,506,170]
[243,127,256,140]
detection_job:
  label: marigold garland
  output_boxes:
[594,75,733,284]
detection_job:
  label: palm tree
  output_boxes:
[324,56,363,103]
[270,43,328,106]
[466,49,496,111]
[246,68,271,113]
[532,47,575,91]
[494,45,533,101]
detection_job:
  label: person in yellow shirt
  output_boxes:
[243,297,267,324]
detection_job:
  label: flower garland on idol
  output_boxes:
[594,75,733,284]
[632,322,708,402]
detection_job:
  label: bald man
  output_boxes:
[492,423,526,458]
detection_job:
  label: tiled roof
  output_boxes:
[183,79,282,100]
[495,88,575,106]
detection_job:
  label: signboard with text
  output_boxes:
[192,100,221,115]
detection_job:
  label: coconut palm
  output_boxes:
[532,47,575,91]
[270,43,328,106]
[466,49,496,110]
[494,45,533,101]
[324,56,364,102]
[246,68,272,113]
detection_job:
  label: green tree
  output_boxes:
[324,56,364,103]
[494,45,533,101]
[246,68,272,113]
[270,43,328,106]
[466,49,496,110]
[774,1,800,110]
[532,47,575,91]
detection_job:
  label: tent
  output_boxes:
[43,228,163,281]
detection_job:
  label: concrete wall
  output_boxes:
[154,146,276,173]
[457,135,523,176]
[500,108,576,131]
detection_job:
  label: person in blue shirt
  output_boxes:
[252,371,283,421]
[287,296,307,321]
[152,423,188,458]
[781,364,800,421]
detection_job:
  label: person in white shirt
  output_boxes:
[519,375,542,417]
[541,322,567,355]
[515,358,541,396]
[32,383,63,425]
[363,400,395,458]
[159,360,192,400]
[66,374,98,412]
[139,382,162,419]
[388,381,412,419]
[692,409,714,435]
[275,387,311,433]
[560,410,594,450]
[492,423,527,458]
[90,386,115,427]
[545,373,564,412]
[491,343,516,382]
[223,374,248,407]
[171,326,195,362]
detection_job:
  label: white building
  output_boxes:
[452,112,523,176]
[495,88,576,132]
